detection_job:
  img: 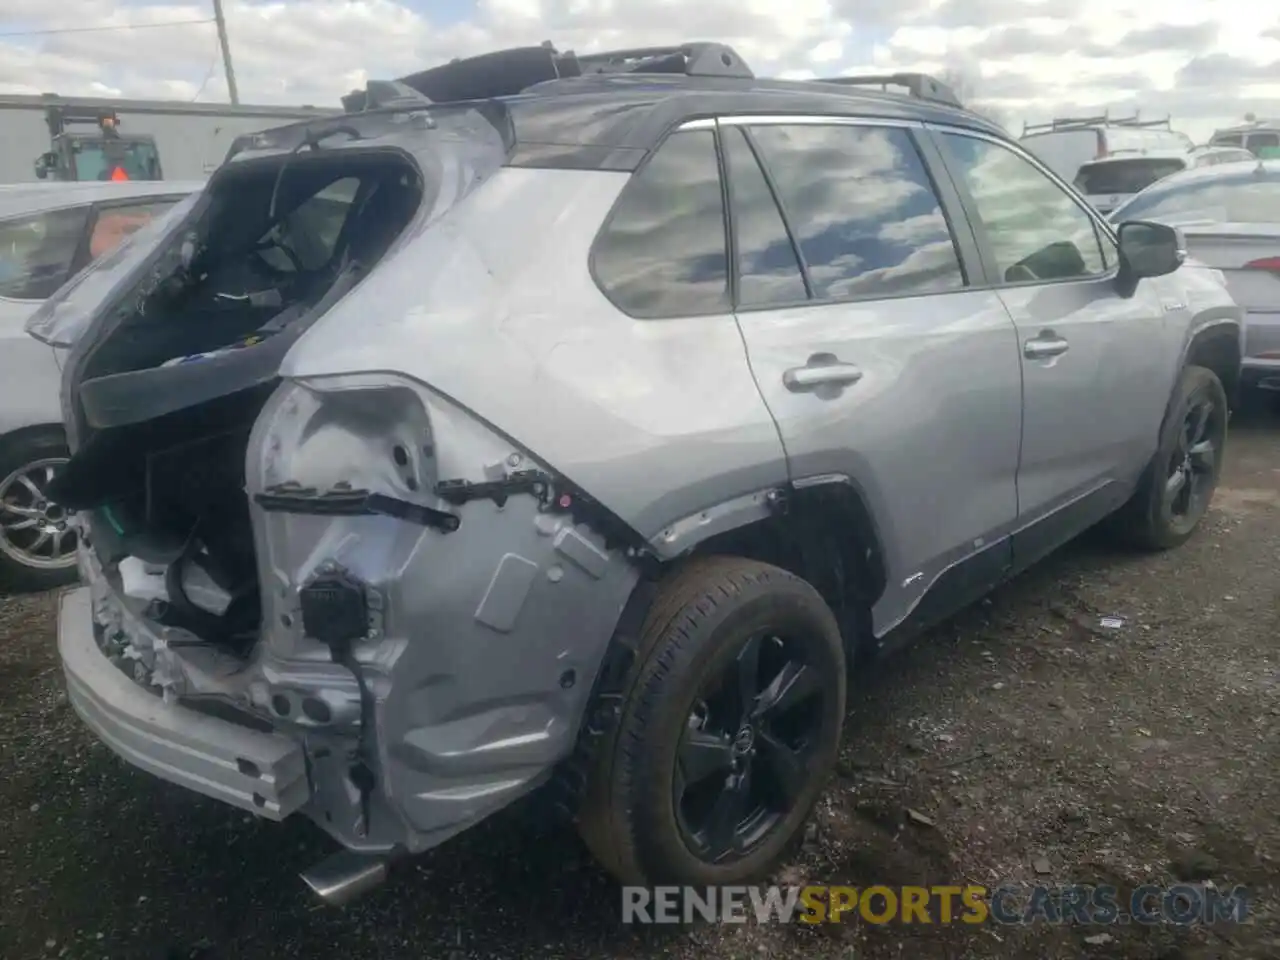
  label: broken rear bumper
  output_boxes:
[57,586,310,818]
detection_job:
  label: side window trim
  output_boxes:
[91,193,190,213]
[734,124,814,300]
[711,121,741,309]
[923,123,1119,290]
[1091,221,1113,271]
[908,129,986,287]
[915,129,1000,287]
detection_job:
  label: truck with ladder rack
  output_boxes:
[1020,111,1193,183]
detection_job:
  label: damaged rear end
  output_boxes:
[41,100,640,894]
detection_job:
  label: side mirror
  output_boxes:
[1117,220,1186,283]
[33,152,55,179]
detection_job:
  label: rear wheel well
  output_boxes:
[551,481,884,823]
[1186,327,1241,408]
[688,481,885,655]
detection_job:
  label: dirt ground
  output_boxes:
[2,402,1278,960]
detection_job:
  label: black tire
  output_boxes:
[577,556,846,886]
[1113,364,1228,551]
[0,427,80,593]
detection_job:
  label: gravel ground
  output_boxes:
[2,402,1278,960]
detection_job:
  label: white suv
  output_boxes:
[1074,146,1256,215]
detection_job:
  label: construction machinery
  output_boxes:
[33,104,164,182]
[1,94,340,183]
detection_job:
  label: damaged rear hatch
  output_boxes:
[34,97,516,819]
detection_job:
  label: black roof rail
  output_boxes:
[816,72,962,108]
[572,43,753,79]
[345,43,568,112]
[342,40,754,113]
[1021,112,1174,136]
[342,79,434,114]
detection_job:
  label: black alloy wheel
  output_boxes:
[675,631,828,864]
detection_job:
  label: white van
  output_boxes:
[1209,120,1280,158]
[1072,145,1257,215]
[1019,114,1194,183]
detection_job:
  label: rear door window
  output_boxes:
[748,123,966,299]
[0,205,91,300]
[592,130,730,318]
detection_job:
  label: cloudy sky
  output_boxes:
[1,0,1278,141]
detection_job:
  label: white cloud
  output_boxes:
[0,0,1277,143]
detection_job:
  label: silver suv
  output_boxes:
[30,42,1242,903]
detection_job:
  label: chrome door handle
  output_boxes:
[1024,335,1069,360]
[782,356,864,392]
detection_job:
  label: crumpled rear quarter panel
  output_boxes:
[247,375,640,852]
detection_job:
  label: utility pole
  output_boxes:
[211,0,240,105]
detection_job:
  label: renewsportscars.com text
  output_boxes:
[621,884,1250,926]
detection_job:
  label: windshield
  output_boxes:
[1074,158,1186,195]
[1110,170,1280,224]
[72,138,161,181]
[25,192,199,347]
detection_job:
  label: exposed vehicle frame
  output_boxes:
[41,41,1242,904]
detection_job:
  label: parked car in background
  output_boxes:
[1110,159,1280,394]
[1020,113,1193,183]
[0,180,201,589]
[33,42,1241,903]
[1074,146,1257,215]
[1209,119,1280,158]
